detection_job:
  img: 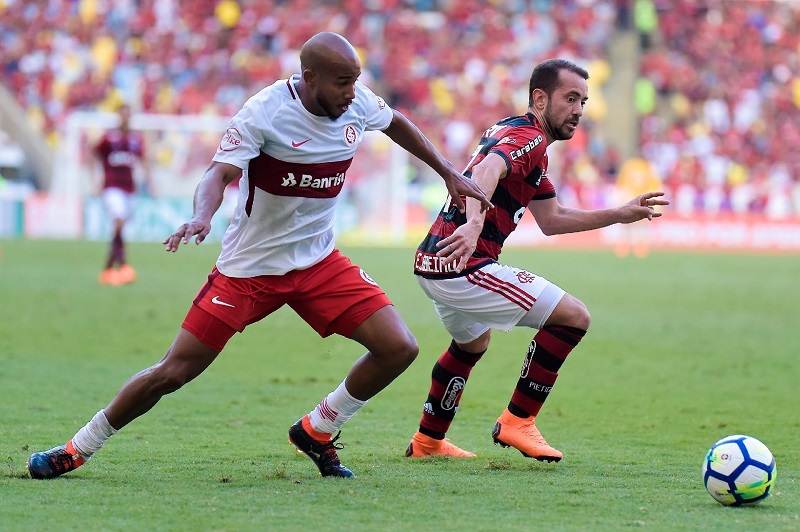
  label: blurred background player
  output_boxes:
[405,59,668,460]
[92,104,152,286]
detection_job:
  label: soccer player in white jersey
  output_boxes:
[27,32,492,480]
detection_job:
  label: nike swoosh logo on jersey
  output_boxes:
[291,138,312,147]
[211,296,235,308]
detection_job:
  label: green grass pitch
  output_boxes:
[1,238,798,530]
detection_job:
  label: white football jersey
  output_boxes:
[212,75,393,276]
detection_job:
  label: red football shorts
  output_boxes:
[182,249,392,351]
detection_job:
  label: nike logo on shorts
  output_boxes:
[211,296,235,308]
[291,139,312,147]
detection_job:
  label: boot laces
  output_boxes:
[319,431,345,466]
[49,447,77,474]
[520,419,548,445]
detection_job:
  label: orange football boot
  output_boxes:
[492,408,562,462]
[117,264,137,284]
[405,431,476,458]
[98,268,121,286]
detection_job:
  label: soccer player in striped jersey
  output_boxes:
[93,104,151,286]
[406,59,669,461]
[26,32,492,480]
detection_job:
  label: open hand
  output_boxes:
[622,192,670,223]
[163,219,212,252]
[444,172,493,214]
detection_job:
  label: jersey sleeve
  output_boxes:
[357,81,394,131]
[212,100,267,169]
[532,175,556,200]
[488,126,546,181]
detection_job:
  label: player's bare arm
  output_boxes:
[163,161,242,251]
[436,153,506,272]
[529,191,670,236]
[382,109,493,213]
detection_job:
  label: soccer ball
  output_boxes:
[702,434,776,506]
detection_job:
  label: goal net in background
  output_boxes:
[48,111,434,246]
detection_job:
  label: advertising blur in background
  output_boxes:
[1,0,799,252]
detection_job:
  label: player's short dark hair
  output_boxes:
[528,59,589,106]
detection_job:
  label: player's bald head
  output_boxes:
[296,33,361,120]
[299,32,361,74]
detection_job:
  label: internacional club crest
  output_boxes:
[343,124,357,146]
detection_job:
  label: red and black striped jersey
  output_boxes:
[415,113,556,278]
[94,130,145,193]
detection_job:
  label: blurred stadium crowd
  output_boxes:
[1,0,799,219]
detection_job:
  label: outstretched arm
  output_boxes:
[529,191,670,236]
[382,110,492,213]
[163,161,242,251]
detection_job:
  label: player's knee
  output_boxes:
[549,295,591,331]
[460,330,492,352]
[380,332,418,370]
[396,335,419,368]
[571,299,591,331]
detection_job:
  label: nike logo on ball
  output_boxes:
[292,139,312,147]
[211,296,235,308]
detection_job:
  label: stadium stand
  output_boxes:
[638,0,800,219]
[1,0,798,219]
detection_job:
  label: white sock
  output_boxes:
[308,380,367,434]
[72,410,119,460]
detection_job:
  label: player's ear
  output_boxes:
[302,68,317,86]
[531,88,548,111]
